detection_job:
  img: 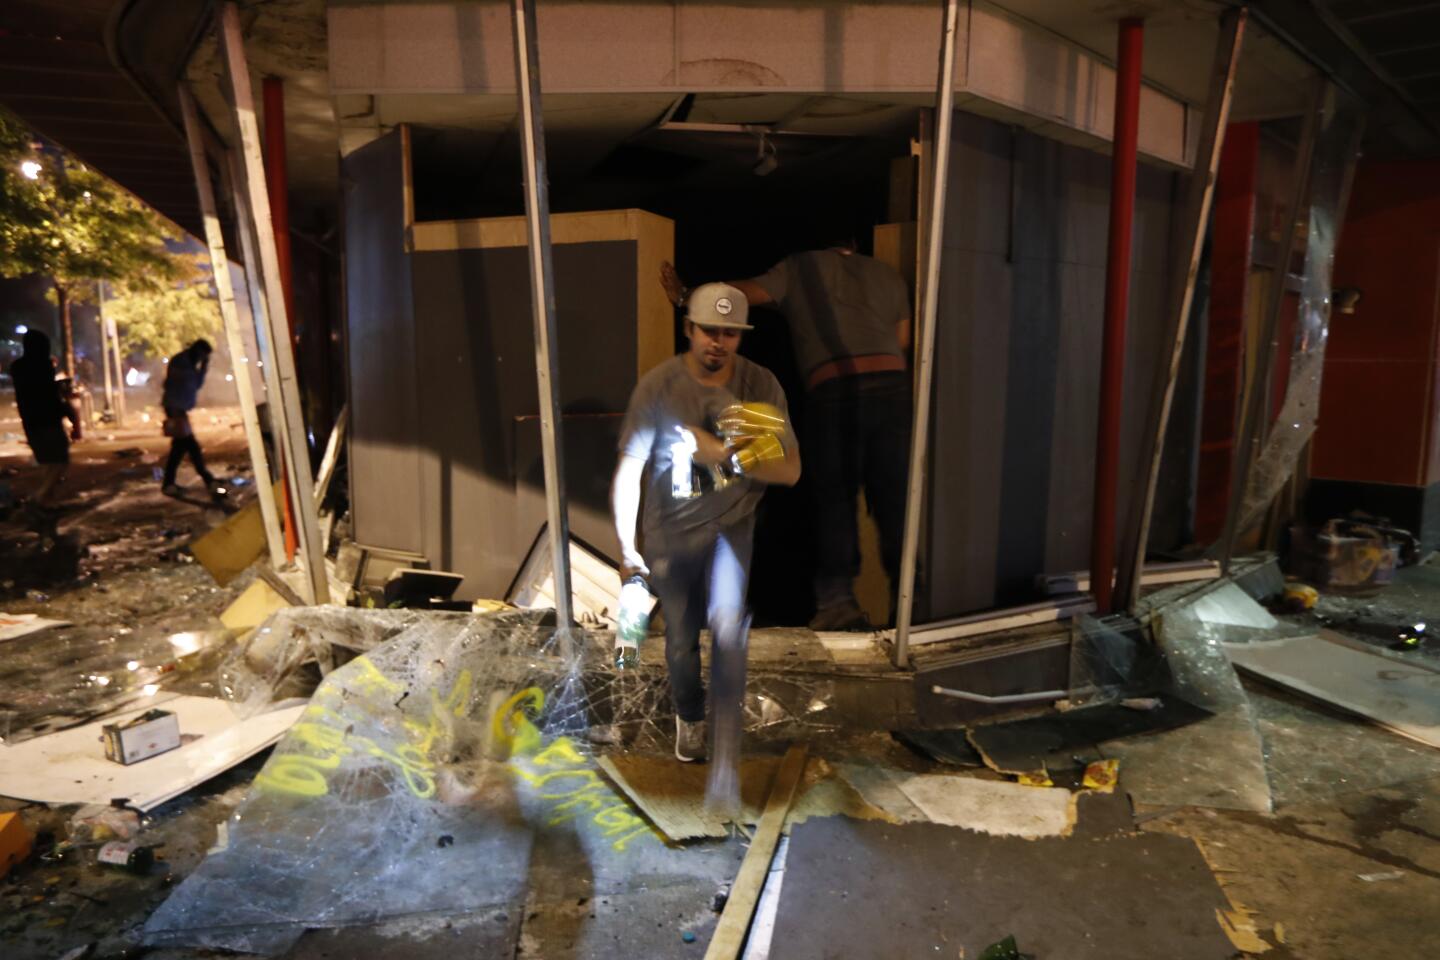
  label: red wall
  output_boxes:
[1312,161,1440,488]
[1195,122,1259,542]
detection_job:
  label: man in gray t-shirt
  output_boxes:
[662,241,912,630]
[612,283,800,768]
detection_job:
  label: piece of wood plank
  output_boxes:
[704,744,809,960]
[218,1,329,604]
[882,597,1095,647]
[1224,631,1440,747]
[178,82,285,571]
[1041,559,1220,595]
[409,208,668,252]
[312,402,349,506]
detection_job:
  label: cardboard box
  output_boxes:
[103,709,181,765]
[0,811,33,878]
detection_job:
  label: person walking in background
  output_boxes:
[161,339,221,499]
[8,330,82,507]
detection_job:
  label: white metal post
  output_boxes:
[217,1,328,603]
[96,283,115,418]
[892,0,963,669]
[178,82,286,570]
[511,0,575,636]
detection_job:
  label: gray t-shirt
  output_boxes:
[619,355,793,556]
[751,250,909,378]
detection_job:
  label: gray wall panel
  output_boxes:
[922,112,1179,619]
[409,242,639,599]
[341,129,423,553]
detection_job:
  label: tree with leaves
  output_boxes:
[0,110,183,377]
[104,259,221,362]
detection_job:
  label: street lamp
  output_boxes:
[19,160,41,180]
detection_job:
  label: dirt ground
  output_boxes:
[2,400,1439,959]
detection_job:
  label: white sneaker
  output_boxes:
[675,716,707,763]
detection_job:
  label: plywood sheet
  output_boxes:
[598,754,890,842]
[769,819,1236,960]
[189,500,266,586]
[1225,632,1440,748]
[0,696,304,810]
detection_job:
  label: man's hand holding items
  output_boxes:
[717,401,787,477]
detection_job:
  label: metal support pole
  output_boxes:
[217,1,328,604]
[96,283,115,417]
[108,289,126,426]
[230,147,302,560]
[1216,77,1325,572]
[178,82,286,570]
[511,0,574,635]
[1090,18,1145,615]
[893,0,963,670]
[1114,9,1246,611]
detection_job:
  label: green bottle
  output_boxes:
[615,576,651,670]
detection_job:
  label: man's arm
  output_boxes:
[611,454,649,579]
[741,439,800,487]
[660,262,775,308]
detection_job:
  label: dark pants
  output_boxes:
[805,372,911,611]
[163,409,214,487]
[648,520,754,724]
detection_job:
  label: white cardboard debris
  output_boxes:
[0,694,303,810]
[0,612,71,643]
[895,774,1076,838]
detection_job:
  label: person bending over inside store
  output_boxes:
[662,234,912,630]
[612,283,800,797]
[161,339,222,499]
[9,330,82,508]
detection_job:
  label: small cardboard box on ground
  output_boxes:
[0,811,33,878]
[103,709,181,765]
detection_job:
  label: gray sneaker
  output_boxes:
[675,716,707,763]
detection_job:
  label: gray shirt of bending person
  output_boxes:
[750,249,909,379]
[619,354,794,557]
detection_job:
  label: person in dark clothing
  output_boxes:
[161,339,219,497]
[8,330,82,506]
[663,239,912,629]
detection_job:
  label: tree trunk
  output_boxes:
[57,282,75,378]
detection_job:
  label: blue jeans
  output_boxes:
[648,519,754,723]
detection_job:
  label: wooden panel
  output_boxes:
[632,210,676,377]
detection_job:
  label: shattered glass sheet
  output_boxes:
[145,609,838,954]
[1067,613,1168,706]
[1241,89,1365,530]
[0,618,233,744]
[1100,584,1274,812]
[219,606,429,717]
[1244,678,1440,807]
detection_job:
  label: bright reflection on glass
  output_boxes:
[169,632,202,656]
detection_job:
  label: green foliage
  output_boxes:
[0,110,183,298]
[105,268,221,361]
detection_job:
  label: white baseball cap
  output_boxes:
[686,282,753,330]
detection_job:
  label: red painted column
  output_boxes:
[1091,18,1144,614]
[1196,122,1260,543]
[263,78,296,339]
[263,76,300,562]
